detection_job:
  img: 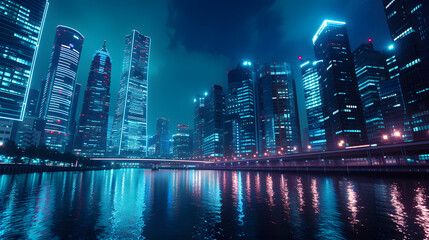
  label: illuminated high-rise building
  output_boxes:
[0,0,48,120]
[193,94,205,157]
[155,118,170,158]
[173,125,192,159]
[226,61,258,157]
[382,0,429,140]
[74,41,111,157]
[301,59,326,151]
[258,62,300,154]
[353,42,385,143]
[38,26,84,152]
[111,30,150,157]
[202,85,225,157]
[313,20,367,149]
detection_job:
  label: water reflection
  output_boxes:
[0,170,428,239]
[414,185,429,239]
[389,183,409,238]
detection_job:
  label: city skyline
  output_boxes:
[29,0,391,136]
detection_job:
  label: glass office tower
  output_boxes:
[313,20,367,149]
[0,0,48,120]
[111,30,150,157]
[193,94,205,157]
[258,62,300,154]
[382,0,429,140]
[381,46,414,143]
[353,42,385,143]
[74,41,111,157]
[38,26,84,152]
[226,61,258,157]
[202,85,225,157]
[301,59,326,151]
[155,117,170,158]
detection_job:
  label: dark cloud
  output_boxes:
[167,0,282,61]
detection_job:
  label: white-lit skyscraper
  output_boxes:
[38,26,84,152]
[0,0,49,121]
[111,30,150,157]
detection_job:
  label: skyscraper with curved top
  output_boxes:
[38,25,84,152]
[111,30,150,157]
[74,41,111,157]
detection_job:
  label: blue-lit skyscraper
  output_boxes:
[193,94,205,157]
[381,45,414,142]
[202,85,225,157]
[74,41,111,157]
[382,0,429,140]
[226,61,258,157]
[258,62,300,154]
[301,59,326,151]
[0,0,48,121]
[353,42,385,143]
[111,30,150,157]
[155,117,170,158]
[38,26,84,152]
[313,20,367,149]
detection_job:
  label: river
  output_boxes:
[0,169,428,239]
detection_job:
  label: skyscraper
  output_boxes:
[155,118,170,158]
[202,85,225,157]
[0,0,48,121]
[226,61,258,157]
[193,94,205,157]
[111,30,150,157]
[258,62,300,154]
[313,20,367,149]
[14,89,41,148]
[74,41,112,157]
[353,42,385,143]
[382,0,429,140]
[38,26,84,152]
[173,125,192,159]
[301,59,326,151]
[381,45,413,142]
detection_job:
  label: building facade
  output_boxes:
[74,41,111,157]
[353,42,385,143]
[382,0,429,140]
[111,30,150,157]
[173,125,192,159]
[38,26,84,152]
[258,62,300,154]
[155,118,170,158]
[226,61,258,157]
[381,46,414,143]
[301,59,326,151]
[202,85,225,157]
[0,0,48,121]
[193,94,205,157]
[313,20,367,149]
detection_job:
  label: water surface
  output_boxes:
[0,169,428,239]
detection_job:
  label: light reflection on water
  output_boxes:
[0,169,428,239]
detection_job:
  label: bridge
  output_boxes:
[91,141,429,172]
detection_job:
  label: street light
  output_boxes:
[382,134,389,140]
[307,145,312,150]
[394,131,401,137]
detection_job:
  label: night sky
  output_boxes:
[32,0,391,136]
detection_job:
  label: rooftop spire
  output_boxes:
[100,40,108,52]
